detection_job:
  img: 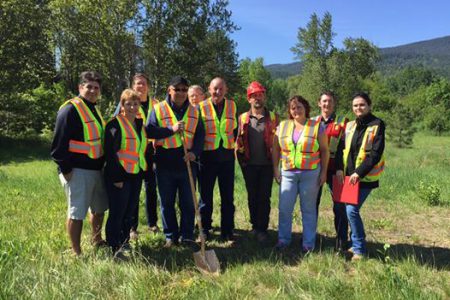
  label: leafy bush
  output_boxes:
[417,180,445,206]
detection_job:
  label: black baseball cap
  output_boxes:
[169,76,189,87]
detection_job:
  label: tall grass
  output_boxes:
[0,134,449,299]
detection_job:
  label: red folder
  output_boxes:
[332,176,360,204]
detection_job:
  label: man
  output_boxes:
[188,85,205,107]
[198,77,237,241]
[114,73,161,239]
[51,71,108,256]
[236,81,279,243]
[313,91,348,251]
[148,76,205,247]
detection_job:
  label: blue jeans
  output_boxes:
[278,168,320,249]
[344,188,372,255]
[156,166,195,241]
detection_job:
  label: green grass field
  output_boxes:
[0,133,449,299]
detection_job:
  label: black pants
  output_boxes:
[131,167,158,230]
[199,160,235,235]
[105,176,142,250]
[241,164,273,233]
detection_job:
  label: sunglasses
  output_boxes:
[171,87,188,93]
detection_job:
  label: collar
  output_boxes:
[356,112,375,126]
[320,112,336,124]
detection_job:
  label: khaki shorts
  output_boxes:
[59,168,108,220]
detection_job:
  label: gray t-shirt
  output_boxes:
[247,114,272,166]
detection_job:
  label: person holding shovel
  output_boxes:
[236,81,279,243]
[148,76,205,247]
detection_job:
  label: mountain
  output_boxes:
[265,35,450,79]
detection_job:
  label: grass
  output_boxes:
[0,133,449,299]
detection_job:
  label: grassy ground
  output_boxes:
[0,133,449,299]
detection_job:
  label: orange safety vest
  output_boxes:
[278,119,321,170]
[115,115,148,174]
[154,100,199,149]
[343,121,385,182]
[59,97,105,159]
[313,115,347,158]
[199,98,237,150]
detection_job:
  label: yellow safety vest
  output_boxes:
[199,98,237,150]
[313,115,347,158]
[115,115,148,174]
[278,119,321,170]
[343,121,385,182]
[60,97,105,159]
[154,101,199,149]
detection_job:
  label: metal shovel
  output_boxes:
[180,133,220,275]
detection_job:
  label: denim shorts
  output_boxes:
[59,168,108,220]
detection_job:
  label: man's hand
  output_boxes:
[184,152,196,162]
[335,170,344,184]
[172,121,185,133]
[274,168,281,184]
[63,171,73,182]
[114,182,124,189]
[349,172,360,185]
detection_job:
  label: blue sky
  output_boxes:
[228,0,450,65]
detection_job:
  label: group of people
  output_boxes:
[51,71,385,262]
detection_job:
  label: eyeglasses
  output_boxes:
[171,87,188,93]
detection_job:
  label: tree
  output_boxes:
[0,0,55,136]
[386,103,417,147]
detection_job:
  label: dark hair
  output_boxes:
[318,90,337,103]
[288,95,310,119]
[352,92,372,106]
[79,71,102,87]
[132,73,149,85]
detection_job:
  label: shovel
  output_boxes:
[180,133,220,275]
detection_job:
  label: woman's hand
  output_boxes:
[318,171,327,186]
[114,182,124,189]
[274,168,281,184]
[335,170,344,184]
[184,152,196,162]
[349,172,360,185]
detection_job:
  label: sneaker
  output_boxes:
[113,248,129,261]
[351,253,364,262]
[163,239,177,248]
[129,230,139,241]
[121,242,132,253]
[274,241,289,251]
[148,225,160,233]
[256,232,269,243]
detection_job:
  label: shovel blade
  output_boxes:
[193,250,220,275]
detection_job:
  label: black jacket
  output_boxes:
[51,97,104,174]
[335,113,385,189]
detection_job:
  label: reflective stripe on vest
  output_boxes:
[154,101,199,149]
[278,119,321,170]
[343,121,385,182]
[199,98,237,150]
[313,115,346,158]
[60,97,105,159]
[116,115,148,174]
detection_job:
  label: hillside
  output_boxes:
[265,35,450,79]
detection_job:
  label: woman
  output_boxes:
[335,92,385,260]
[104,89,148,257]
[273,96,329,252]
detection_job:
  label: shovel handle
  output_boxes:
[180,133,206,256]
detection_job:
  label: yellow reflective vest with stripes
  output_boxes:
[59,97,105,159]
[343,121,385,182]
[278,119,321,170]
